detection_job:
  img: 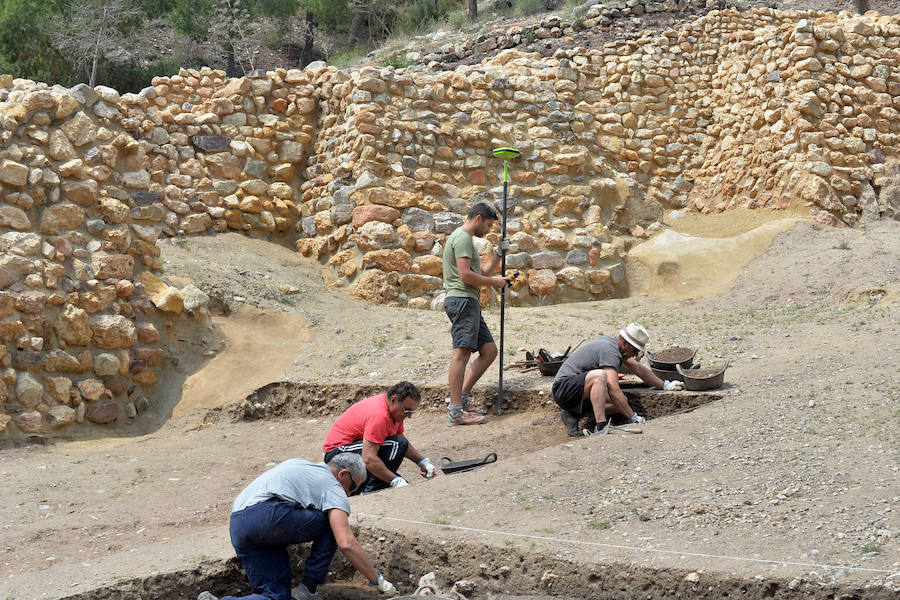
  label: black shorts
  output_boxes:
[444,296,494,350]
[551,373,589,415]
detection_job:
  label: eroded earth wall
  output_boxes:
[0,6,898,436]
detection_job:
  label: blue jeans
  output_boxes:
[221,499,337,600]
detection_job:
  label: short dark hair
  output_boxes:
[387,381,420,403]
[467,201,498,221]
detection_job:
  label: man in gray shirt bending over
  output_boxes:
[197,453,398,600]
[552,323,684,436]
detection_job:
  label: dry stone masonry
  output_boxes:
[0,5,898,435]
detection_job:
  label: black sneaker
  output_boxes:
[585,421,610,436]
[559,409,582,437]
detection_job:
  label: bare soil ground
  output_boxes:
[1,212,898,600]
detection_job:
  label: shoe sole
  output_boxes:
[447,418,486,426]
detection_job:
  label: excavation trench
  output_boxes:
[58,382,897,600]
[202,380,722,425]
[61,529,895,600]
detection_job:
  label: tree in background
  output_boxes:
[211,0,256,76]
[49,0,142,87]
[0,0,72,85]
[468,0,477,21]
[855,0,869,13]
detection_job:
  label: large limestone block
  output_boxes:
[15,290,47,314]
[45,376,73,404]
[62,179,98,205]
[205,153,241,179]
[527,269,558,296]
[40,203,86,234]
[45,350,87,373]
[16,372,43,409]
[13,411,45,434]
[78,379,105,401]
[413,255,443,276]
[0,320,26,344]
[90,315,138,349]
[357,221,396,250]
[350,269,399,305]
[280,141,305,163]
[0,206,30,230]
[0,255,35,289]
[536,228,568,249]
[361,249,412,272]
[0,159,28,186]
[61,111,97,146]
[92,253,134,279]
[86,401,119,424]
[181,213,212,234]
[55,304,93,345]
[138,272,184,313]
[181,285,210,313]
[399,274,443,296]
[2,231,41,256]
[0,291,13,317]
[213,76,250,98]
[100,197,130,223]
[47,405,76,429]
[556,267,586,291]
[93,353,121,377]
[121,170,151,189]
[352,205,401,228]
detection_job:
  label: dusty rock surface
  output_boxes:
[0,216,898,600]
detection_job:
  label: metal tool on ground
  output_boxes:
[582,424,643,436]
[508,340,583,375]
[492,146,520,416]
[439,452,498,474]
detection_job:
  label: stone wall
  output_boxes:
[1,6,898,435]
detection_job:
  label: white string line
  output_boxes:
[357,513,899,576]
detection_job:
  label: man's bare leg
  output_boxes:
[461,342,497,394]
[583,370,609,423]
[449,347,473,408]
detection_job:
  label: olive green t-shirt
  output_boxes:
[442,227,480,299]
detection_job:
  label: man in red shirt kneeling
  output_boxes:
[322,381,437,494]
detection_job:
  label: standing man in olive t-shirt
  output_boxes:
[441,202,510,426]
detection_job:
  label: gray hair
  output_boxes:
[326,452,367,481]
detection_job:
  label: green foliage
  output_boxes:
[100,56,183,92]
[396,0,455,35]
[447,8,467,28]
[298,0,352,31]
[134,0,178,13]
[170,0,216,40]
[329,46,369,68]
[516,0,546,16]
[0,0,71,84]
[381,54,414,69]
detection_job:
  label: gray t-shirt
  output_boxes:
[555,336,622,380]
[231,458,351,515]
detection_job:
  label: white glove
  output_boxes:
[389,476,409,488]
[418,457,436,479]
[376,573,398,597]
[663,379,685,391]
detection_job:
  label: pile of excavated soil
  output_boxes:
[1,216,898,600]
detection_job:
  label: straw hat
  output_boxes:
[619,323,649,353]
